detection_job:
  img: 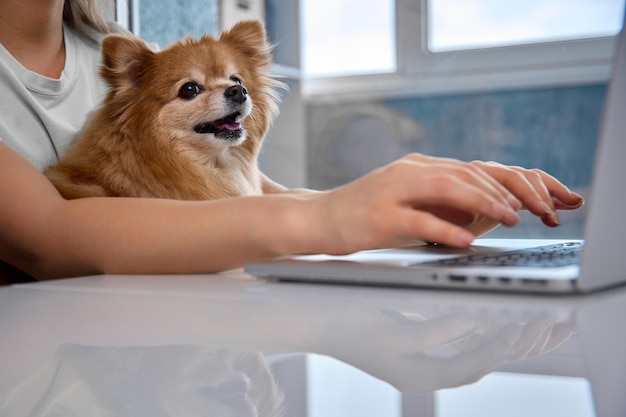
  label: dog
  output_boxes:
[45,20,284,200]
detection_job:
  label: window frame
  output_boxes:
[303,0,619,101]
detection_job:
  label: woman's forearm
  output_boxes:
[0,143,311,279]
[41,194,312,278]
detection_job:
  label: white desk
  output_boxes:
[1,272,625,417]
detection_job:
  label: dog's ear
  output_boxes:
[219,20,272,67]
[100,35,155,91]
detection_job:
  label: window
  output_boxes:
[303,0,625,98]
[302,0,396,77]
[428,0,624,52]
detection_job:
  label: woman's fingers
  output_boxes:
[470,160,584,227]
[405,172,521,227]
[399,189,519,247]
[401,155,520,209]
[535,170,585,209]
[385,161,522,246]
[507,167,561,226]
[401,209,477,247]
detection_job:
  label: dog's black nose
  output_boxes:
[224,84,248,104]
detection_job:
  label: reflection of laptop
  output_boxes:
[245,22,626,294]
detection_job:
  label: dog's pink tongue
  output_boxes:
[214,121,241,131]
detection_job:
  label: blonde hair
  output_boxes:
[63,0,111,41]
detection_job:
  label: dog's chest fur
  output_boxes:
[110,141,264,200]
[198,151,262,198]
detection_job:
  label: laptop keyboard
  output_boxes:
[421,241,584,268]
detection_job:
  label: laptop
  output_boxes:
[245,21,626,294]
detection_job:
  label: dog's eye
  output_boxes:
[178,82,202,100]
[230,76,242,85]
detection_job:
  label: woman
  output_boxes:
[0,0,584,281]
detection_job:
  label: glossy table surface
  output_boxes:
[1,270,625,417]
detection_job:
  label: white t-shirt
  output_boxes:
[0,25,107,171]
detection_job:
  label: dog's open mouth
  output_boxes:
[194,112,243,139]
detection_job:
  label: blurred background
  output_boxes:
[106,0,625,239]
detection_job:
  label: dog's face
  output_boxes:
[99,21,280,153]
[178,76,251,144]
[156,53,254,148]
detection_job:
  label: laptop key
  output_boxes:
[419,242,584,268]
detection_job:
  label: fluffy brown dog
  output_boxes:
[45,20,283,200]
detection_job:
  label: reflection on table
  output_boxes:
[0,275,624,416]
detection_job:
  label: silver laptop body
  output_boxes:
[246,23,626,294]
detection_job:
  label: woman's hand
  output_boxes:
[306,154,584,254]
[410,158,584,237]
[468,160,584,230]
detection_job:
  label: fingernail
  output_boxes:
[569,195,585,208]
[544,213,560,227]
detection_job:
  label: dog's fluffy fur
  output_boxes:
[45,20,283,200]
